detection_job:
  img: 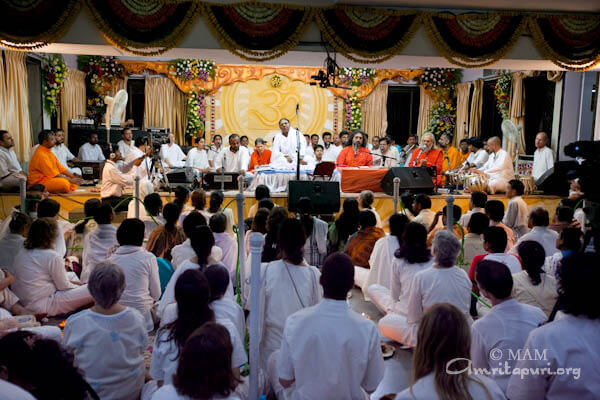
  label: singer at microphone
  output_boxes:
[335,130,373,167]
[408,132,443,186]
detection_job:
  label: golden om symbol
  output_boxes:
[248,78,300,127]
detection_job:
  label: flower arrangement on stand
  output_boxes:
[42,55,68,115]
[186,92,206,139]
[416,67,462,100]
[426,102,456,139]
[86,97,106,125]
[493,72,512,120]
[170,59,216,82]
[337,67,377,87]
[79,55,125,94]
[344,90,362,131]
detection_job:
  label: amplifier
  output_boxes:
[166,167,195,183]
[202,172,239,190]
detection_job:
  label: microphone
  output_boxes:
[354,142,358,156]
[296,103,299,113]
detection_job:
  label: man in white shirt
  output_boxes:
[78,132,105,161]
[507,252,600,399]
[372,136,400,168]
[117,128,135,160]
[532,131,554,181]
[503,179,530,239]
[272,252,384,400]
[322,132,343,162]
[272,118,306,167]
[185,136,210,175]
[80,203,118,283]
[208,134,223,168]
[398,135,418,166]
[459,191,487,228]
[0,130,26,191]
[472,136,514,194]
[460,137,489,170]
[411,194,439,231]
[471,260,546,394]
[124,137,153,180]
[509,207,559,257]
[208,213,238,284]
[214,134,249,175]
[52,130,82,176]
[101,144,146,212]
[303,134,314,159]
[160,133,186,168]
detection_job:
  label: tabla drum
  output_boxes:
[464,174,489,193]
[518,175,536,194]
[445,171,458,186]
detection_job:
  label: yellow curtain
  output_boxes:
[362,83,388,139]
[60,67,86,145]
[469,79,483,138]
[1,51,32,161]
[417,86,434,138]
[143,76,187,143]
[454,81,471,146]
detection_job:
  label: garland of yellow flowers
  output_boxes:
[0,0,81,50]
[527,15,600,72]
[83,0,203,56]
[200,2,315,62]
[314,7,422,63]
[422,11,528,69]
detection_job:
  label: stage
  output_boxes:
[0,188,562,226]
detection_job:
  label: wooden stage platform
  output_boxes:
[0,187,563,225]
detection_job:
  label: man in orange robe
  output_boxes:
[336,130,373,167]
[28,130,82,193]
[248,138,272,172]
[408,133,443,186]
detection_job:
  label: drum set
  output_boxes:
[445,171,535,194]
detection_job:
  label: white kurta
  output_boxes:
[509,226,559,257]
[322,144,342,162]
[0,147,22,173]
[458,207,485,228]
[503,196,530,239]
[117,140,135,160]
[511,271,558,316]
[80,224,118,283]
[412,209,438,231]
[367,235,401,291]
[185,148,209,169]
[108,245,161,331]
[151,385,240,400]
[479,253,522,274]
[78,142,105,161]
[101,159,135,198]
[272,129,306,163]
[159,143,186,168]
[214,147,250,173]
[0,233,25,274]
[214,232,239,284]
[275,299,384,400]
[124,147,153,180]
[52,144,81,175]
[532,146,554,181]
[208,145,223,164]
[395,373,506,400]
[210,296,246,341]
[463,148,489,168]
[506,314,600,399]
[470,299,547,394]
[302,217,328,268]
[480,149,515,193]
[170,239,222,269]
[64,307,149,400]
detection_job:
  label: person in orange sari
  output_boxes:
[336,130,373,167]
[28,130,82,193]
[345,210,385,268]
[248,138,272,172]
[408,133,443,186]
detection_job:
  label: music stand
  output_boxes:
[202,172,240,191]
[310,162,336,181]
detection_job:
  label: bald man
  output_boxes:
[472,137,514,194]
[532,132,554,181]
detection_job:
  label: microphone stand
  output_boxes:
[221,151,226,192]
[295,105,301,181]
[362,149,399,166]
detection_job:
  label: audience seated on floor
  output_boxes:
[394,303,506,399]
[297,197,328,268]
[471,260,546,394]
[245,207,269,257]
[459,190,487,228]
[410,194,438,230]
[513,240,558,316]
[261,206,289,263]
[549,205,577,234]
[509,207,559,257]
[0,212,31,274]
[485,200,515,251]
[204,264,246,341]
[358,190,383,228]
[142,193,165,239]
[503,179,530,239]
[507,252,600,399]
[81,203,118,283]
[108,218,161,331]
[328,199,359,253]
[544,227,583,277]
[171,211,207,269]
[463,212,488,268]
[37,198,70,258]
[64,261,148,400]
[210,213,239,284]
[426,204,462,247]
[348,210,386,291]
[270,253,384,400]
[146,202,186,262]
[68,198,100,262]
[469,226,522,282]
[248,184,270,218]
[12,218,92,316]
[178,188,210,226]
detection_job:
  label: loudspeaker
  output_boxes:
[166,167,195,183]
[380,167,434,195]
[288,180,340,215]
[535,161,579,196]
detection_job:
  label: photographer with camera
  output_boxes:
[101,143,148,212]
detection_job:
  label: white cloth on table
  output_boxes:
[52,144,81,175]
[78,142,105,161]
[272,129,306,164]
[108,245,161,331]
[0,233,24,273]
[151,384,240,400]
[160,143,186,168]
[509,226,559,257]
[81,224,118,283]
[157,258,231,319]
[503,196,530,239]
[11,248,91,316]
[0,379,36,400]
[117,140,135,160]
[64,307,148,400]
[302,217,328,268]
[214,232,238,284]
[378,266,471,347]
[258,260,322,369]
[322,143,342,162]
[395,373,506,400]
[170,239,222,269]
[511,271,558,317]
[101,159,135,198]
[272,299,384,400]
[470,299,547,394]
[459,207,485,228]
[185,148,209,170]
[150,317,247,386]
[214,147,250,173]
[463,148,489,168]
[480,149,514,194]
[247,170,309,193]
[532,146,554,181]
[506,314,600,400]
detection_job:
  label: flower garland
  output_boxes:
[86,97,106,125]
[426,102,456,139]
[186,92,206,139]
[170,59,216,82]
[337,67,377,87]
[80,55,125,95]
[344,90,362,131]
[42,55,68,115]
[416,67,462,101]
[493,72,512,120]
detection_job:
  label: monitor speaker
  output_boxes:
[380,167,434,195]
[166,167,195,183]
[535,161,579,196]
[288,180,340,215]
